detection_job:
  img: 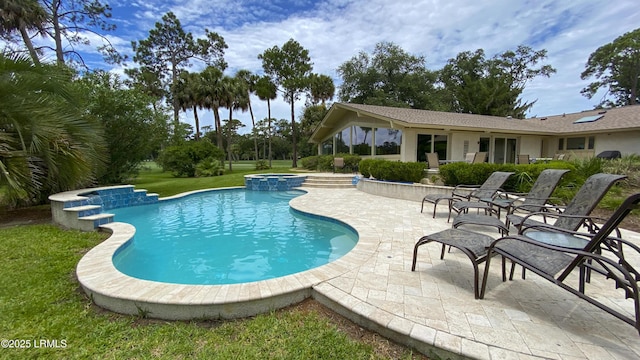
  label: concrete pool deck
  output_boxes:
[75,183,640,359]
[291,187,640,359]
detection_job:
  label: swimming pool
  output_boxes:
[111,189,358,285]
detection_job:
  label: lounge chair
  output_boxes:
[333,157,345,173]
[452,169,569,235]
[508,173,627,234]
[420,171,514,220]
[425,152,439,175]
[480,192,640,334]
[426,152,439,170]
[464,152,476,163]
[472,152,487,163]
[447,172,514,222]
[517,154,530,164]
[413,172,624,300]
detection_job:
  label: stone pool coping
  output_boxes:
[76,187,378,320]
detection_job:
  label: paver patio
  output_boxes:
[291,186,640,359]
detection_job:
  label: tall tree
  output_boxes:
[0,54,104,205]
[441,45,555,118]
[131,12,227,132]
[258,38,313,168]
[125,67,164,111]
[337,42,442,110]
[173,70,204,140]
[200,66,225,148]
[255,75,277,166]
[219,75,248,171]
[0,0,47,65]
[235,69,259,160]
[308,73,335,107]
[581,28,640,107]
[77,71,167,184]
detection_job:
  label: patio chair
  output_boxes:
[464,152,476,163]
[508,173,627,234]
[472,152,487,163]
[517,154,530,164]
[413,172,624,300]
[426,152,439,171]
[447,171,515,222]
[480,192,640,334]
[420,171,513,220]
[452,169,569,235]
[333,157,345,173]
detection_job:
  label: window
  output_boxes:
[375,128,401,155]
[321,139,333,155]
[434,134,448,161]
[353,127,372,155]
[335,127,350,154]
[588,136,595,150]
[558,138,564,150]
[567,137,586,150]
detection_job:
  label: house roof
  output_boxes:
[310,102,640,143]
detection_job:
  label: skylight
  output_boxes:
[573,115,604,124]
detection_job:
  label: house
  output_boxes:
[309,103,640,163]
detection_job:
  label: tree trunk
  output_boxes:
[193,105,201,140]
[213,106,223,148]
[51,0,64,65]
[248,98,259,161]
[268,100,272,168]
[227,107,233,171]
[18,23,40,66]
[290,96,297,168]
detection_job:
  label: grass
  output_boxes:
[0,224,419,359]
[133,160,301,196]
[1,162,421,359]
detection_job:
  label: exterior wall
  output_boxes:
[402,128,418,162]
[595,131,640,156]
[450,133,479,160]
[519,136,542,158]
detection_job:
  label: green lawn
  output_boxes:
[133,160,302,197]
[0,165,420,359]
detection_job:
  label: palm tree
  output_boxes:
[308,73,335,107]
[173,71,203,140]
[219,75,249,171]
[235,69,259,160]
[0,0,48,65]
[255,75,277,166]
[0,54,104,206]
[200,66,225,148]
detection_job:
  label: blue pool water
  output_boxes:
[111,189,358,285]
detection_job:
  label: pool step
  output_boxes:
[77,213,115,232]
[301,174,357,189]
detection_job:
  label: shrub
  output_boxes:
[300,156,319,170]
[255,160,270,170]
[157,140,224,177]
[299,154,362,172]
[438,162,578,194]
[359,159,425,183]
[195,158,225,177]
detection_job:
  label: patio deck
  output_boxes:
[291,186,640,359]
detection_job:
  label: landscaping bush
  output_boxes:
[438,162,579,195]
[195,157,225,177]
[358,159,425,183]
[299,154,361,172]
[255,160,270,170]
[157,140,225,177]
[300,156,319,170]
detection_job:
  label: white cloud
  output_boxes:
[75,0,640,131]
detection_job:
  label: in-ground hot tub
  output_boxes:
[244,173,307,191]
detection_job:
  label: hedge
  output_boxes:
[359,159,425,183]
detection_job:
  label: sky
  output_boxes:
[23,0,640,134]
